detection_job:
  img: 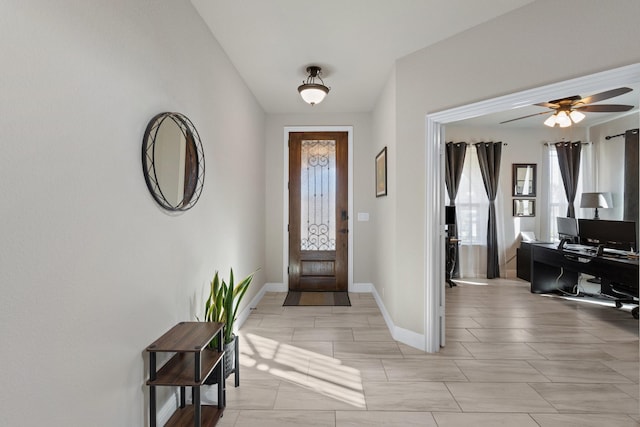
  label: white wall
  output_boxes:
[371,66,398,320]
[264,113,374,285]
[376,0,640,335]
[0,1,265,425]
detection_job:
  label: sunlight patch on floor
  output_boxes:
[545,293,635,312]
[240,332,366,408]
[453,279,489,286]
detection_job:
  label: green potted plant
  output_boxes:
[202,268,255,385]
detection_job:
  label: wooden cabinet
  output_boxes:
[516,241,532,282]
[146,321,225,426]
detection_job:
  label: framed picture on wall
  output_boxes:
[512,163,537,197]
[375,147,387,197]
[513,199,535,217]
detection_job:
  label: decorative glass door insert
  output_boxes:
[300,139,336,251]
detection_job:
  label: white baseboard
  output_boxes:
[156,391,178,426]
[264,282,288,292]
[366,283,426,351]
[235,282,287,331]
[350,282,373,293]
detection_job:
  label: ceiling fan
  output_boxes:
[500,87,634,127]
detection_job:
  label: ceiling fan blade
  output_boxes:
[579,87,632,105]
[499,111,551,124]
[576,104,634,112]
[535,102,559,109]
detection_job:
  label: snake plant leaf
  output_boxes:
[202,268,258,344]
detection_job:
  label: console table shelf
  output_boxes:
[148,350,223,387]
[164,405,221,427]
[146,321,226,427]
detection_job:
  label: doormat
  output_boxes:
[283,291,351,307]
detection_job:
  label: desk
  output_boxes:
[530,243,639,317]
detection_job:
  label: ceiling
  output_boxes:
[191,0,535,114]
[456,82,640,129]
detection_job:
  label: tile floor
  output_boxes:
[217,278,639,426]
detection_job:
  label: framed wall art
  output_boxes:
[512,163,536,197]
[513,198,535,217]
[376,147,387,197]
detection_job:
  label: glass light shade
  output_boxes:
[556,110,571,127]
[298,84,329,105]
[569,110,585,123]
[543,114,557,127]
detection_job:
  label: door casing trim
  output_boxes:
[283,126,354,291]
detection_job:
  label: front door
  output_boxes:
[288,131,348,291]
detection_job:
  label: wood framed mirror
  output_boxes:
[512,163,536,197]
[142,112,205,211]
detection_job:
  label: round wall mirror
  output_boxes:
[142,112,205,211]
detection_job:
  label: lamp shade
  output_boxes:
[543,114,557,127]
[580,192,612,208]
[556,110,571,127]
[569,110,585,124]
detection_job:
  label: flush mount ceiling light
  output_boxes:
[298,66,330,106]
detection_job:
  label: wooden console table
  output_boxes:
[146,321,225,426]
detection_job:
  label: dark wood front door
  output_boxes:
[288,131,348,291]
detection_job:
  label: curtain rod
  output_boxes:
[605,128,639,140]
[447,142,508,146]
[543,141,587,146]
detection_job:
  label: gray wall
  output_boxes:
[0,1,266,425]
[377,0,640,333]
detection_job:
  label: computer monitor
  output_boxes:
[578,219,637,251]
[445,206,456,237]
[445,206,456,225]
[557,216,579,243]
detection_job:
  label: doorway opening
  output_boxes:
[425,64,640,353]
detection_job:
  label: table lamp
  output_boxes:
[580,192,612,219]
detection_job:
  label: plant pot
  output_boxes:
[223,336,236,379]
[204,335,237,385]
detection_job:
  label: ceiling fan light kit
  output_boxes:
[544,108,586,128]
[501,87,634,127]
[298,66,330,105]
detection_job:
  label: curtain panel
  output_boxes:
[445,142,467,278]
[445,142,467,235]
[475,141,502,279]
[555,141,582,218]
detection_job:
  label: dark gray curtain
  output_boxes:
[555,141,582,218]
[475,141,502,279]
[623,129,639,247]
[445,142,467,278]
[445,142,467,227]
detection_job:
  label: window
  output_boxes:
[456,146,488,245]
